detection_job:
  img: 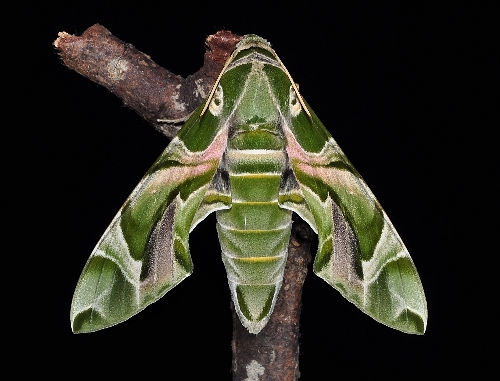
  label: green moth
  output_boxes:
[71,34,427,335]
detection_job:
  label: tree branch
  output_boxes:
[54,24,240,138]
[55,25,313,380]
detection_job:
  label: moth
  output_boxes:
[71,34,427,335]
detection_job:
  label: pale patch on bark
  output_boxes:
[243,360,265,381]
[171,91,186,112]
[194,78,208,98]
[106,58,128,81]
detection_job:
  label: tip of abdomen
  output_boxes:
[229,280,282,334]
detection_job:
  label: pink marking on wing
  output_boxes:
[283,123,367,197]
[148,124,230,190]
[202,124,229,161]
[283,126,310,162]
[295,159,372,201]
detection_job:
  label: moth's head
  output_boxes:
[237,35,271,49]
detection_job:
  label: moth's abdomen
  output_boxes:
[216,141,291,334]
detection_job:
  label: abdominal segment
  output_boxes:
[216,145,291,334]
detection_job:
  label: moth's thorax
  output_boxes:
[219,51,291,124]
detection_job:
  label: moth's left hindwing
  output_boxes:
[70,104,230,333]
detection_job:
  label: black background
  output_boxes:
[33,1,492,378]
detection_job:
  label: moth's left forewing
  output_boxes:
[282,95,427,334]
[71,100,231,333]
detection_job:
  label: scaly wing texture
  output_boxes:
[71,106,229,333]
[281,97,427,334]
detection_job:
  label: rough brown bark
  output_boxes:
[54,24,240,138]
[54,25,314,380]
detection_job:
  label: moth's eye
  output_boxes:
[289,85,301,117]
[209,84,224,116]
